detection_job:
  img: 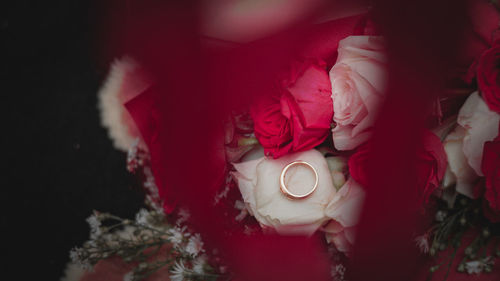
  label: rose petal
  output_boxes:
[458,92,500,176]
[324,177,365,228]
[443,126,480,198]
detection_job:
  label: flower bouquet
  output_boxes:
[64,0,500,280]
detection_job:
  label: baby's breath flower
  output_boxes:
[465,257,495,274]
[167,227,184,246]
[415,234,430,254]
[234,200,248,221]
[186,234,204,257]
[123,271,134,281]
[192,256,207,274]
[86,214,102,238]
[69,247,92,271]
[170,261,187,281]
[135,209,150,225]
[331,264,346,281]
[435,210,447,222]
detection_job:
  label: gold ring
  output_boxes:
[279,160,318,200]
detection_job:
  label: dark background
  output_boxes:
[3,1,144,279]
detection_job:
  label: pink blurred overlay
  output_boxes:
[73,0,500,281]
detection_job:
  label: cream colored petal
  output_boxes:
[458,92,500,176]
[344,226,357,244]
[442,167,457,189]
[332,125,371,151]
[323,219,344,234]
[232,159,262,218]
[326,231,351,253]
[337,36,386,63]
[325,178,365,228]
[443,126,479,198]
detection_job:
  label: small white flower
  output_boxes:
[170,261,187,281]
[123,271,134,281]
[135,209,150,225]
[435,211,447,222]
[214,182,230,205]
[465,261,483,274]
[69,248,80,265]
[336,264,346,275]
[186,233,204,257]
[234,200,245,210]
[192,256,206,274]
[331,264,346,281]
[465,256,494,275]
[126,138,141,172]
[219,265,228,274]
[143,167,158,193]
[142,167,164,212]
[69,248,92,271]
[86,214,102,238]
[167,227,184,246]
[234,200,248,221]
[243,225,256,235]
[414,234,430,254]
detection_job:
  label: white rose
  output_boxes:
[443,92,500,198]
[97,57,151,151]
[232,149,337,235]
[329,35,387,151]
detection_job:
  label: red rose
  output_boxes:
[349,130,447,202]
[477,44,500,113]
[251,60,333,158]
[482,128,500,213]
[461,0,500,69]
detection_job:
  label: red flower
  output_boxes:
[251,60,333,158]
[348,130,447,203]
[461,0,500,69]
[482,127,500,214]
[477,44,500,113]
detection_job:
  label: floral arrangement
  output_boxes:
[64,1,500,281]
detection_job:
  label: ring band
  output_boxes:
[279,160,318,200]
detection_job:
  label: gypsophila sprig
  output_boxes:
[331,264,347,281]
[420,194,500,280]
[186,234,204,257]
[70,208,224,281]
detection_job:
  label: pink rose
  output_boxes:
[251,60,333,158]
[329,36,387,151]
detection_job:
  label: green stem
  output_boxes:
[442,245,459,281]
